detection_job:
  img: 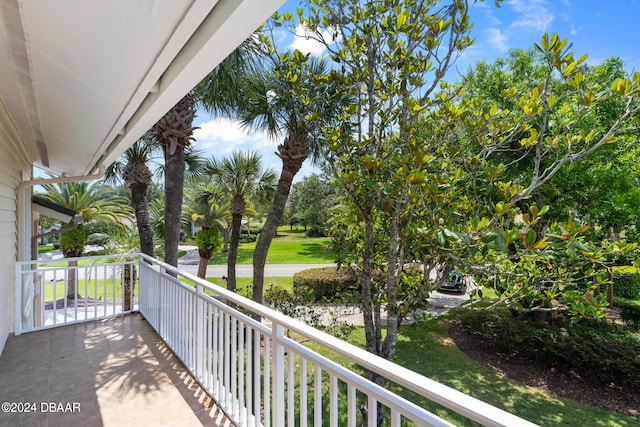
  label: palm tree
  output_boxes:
[237,55,345,306]
[152,35,265,268]
[105,135,206,260]
[151,95,198,267]
[38,181,132,299]
[105,136,157,256]
[207,151,276,292]
[87,224,140,310]
[189,185,229,278]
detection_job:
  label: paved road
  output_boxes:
[177,245,335,278]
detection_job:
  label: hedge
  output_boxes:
[292,267,359,302]
[457,310,640,388]
[613,272,640,299]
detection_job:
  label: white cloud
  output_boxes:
[486,28,509,52]
[193,118,275,153]
[288,24,338,56]
[507,0,554,32]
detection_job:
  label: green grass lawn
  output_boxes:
[38,244,55,254]
[208,229,335,264]
[304,317,637,426]
[40,259,98,267]
[43,278,137,302]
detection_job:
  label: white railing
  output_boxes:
[15,254,138,334]
[138,254,538,427]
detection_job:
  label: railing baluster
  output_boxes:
[367,396,376,427]
[238,321,245,426]
[253,329,260,427]
[231,316,237,419]
[314,366,322,427]
[330,374,338,427]
[288,350,295,427]
[347,385,356,427]
[246,324,253,426]
[300,358,308,427]
[264,334,271,427]
[213,305,220,400]
[224,311,231,409]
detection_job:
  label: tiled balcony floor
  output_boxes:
[0,314,233,427]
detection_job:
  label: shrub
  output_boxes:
[263,284,354,339]
[616,299,640,329]
[457,309,640,388]
[305,225,327,237]
[613,273,640,299]
[293,267,359,303]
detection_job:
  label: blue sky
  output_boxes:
[192,0,640,179]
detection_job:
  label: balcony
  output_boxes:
[0,315,233,426]
[10,254,538,426]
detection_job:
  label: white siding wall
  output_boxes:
[0,134,30,354]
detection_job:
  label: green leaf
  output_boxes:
[396,12,407,29]
[495,231,507,253]
[533,237,549,250]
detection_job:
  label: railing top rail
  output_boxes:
[139,253,537,427]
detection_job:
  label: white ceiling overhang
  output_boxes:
[0,0,284,176]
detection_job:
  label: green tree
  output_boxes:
[295,0,479,381]
[297,1,640,387]
[189,185,229,278]
[429,34,640,318]
[206,151,276,292]
[287,173,339,235]
[38,180,132,298]
[237,42,345,308]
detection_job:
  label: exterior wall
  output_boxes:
[0,136,30,355]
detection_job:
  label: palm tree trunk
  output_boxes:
[164,144,186,267]
[153,94,197,267]
[131,182,154,257]
[227,212,243,293]
[123,262,136,311]
[252,158,301,307]
[197,248,211,279]
[67,259,78,299]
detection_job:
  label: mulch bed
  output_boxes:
[448,319,640,418]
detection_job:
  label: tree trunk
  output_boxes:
[152,94,197,267]
[382,206,403,364]
[67,259,78,299]
[359,205,382,382]
[606,267,614,305]
[130,182,154,257]
[227,210,243,293]
[252,134,308,311]
[222,227,230,253]
[197,248,210,279]
[252,160,300,308]
[123,262,136,311]
[164,144,186,267]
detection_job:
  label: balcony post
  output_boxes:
[272,321,285,426]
